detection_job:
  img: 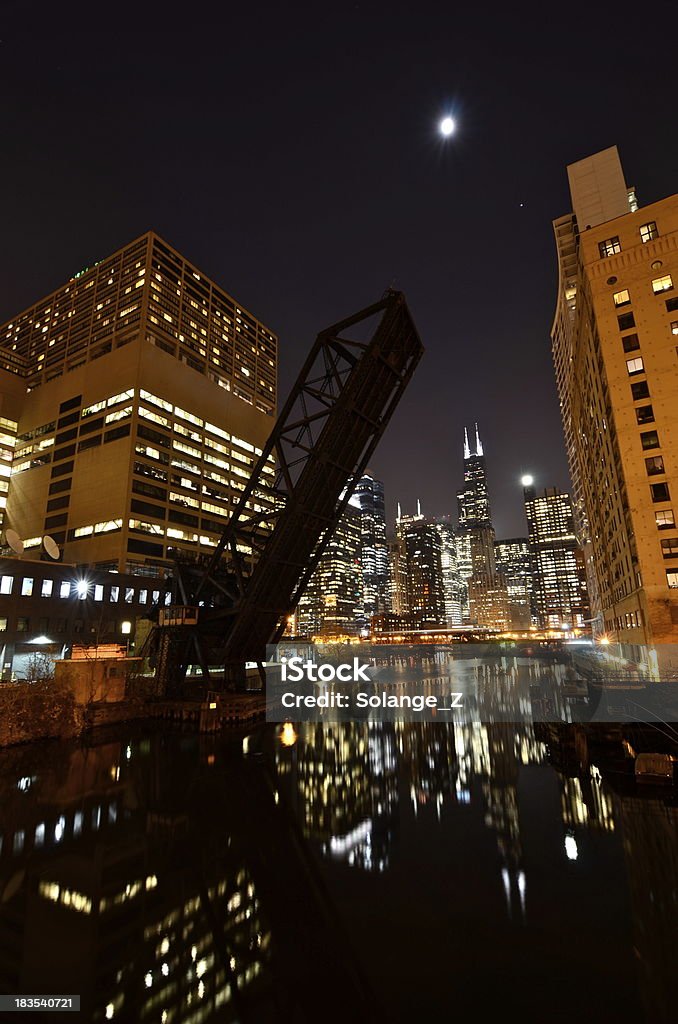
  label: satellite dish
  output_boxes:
[5,530,24,555]
[43,535,61,561]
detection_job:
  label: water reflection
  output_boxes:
[0,738,274,1022]
[0,703,677,1020]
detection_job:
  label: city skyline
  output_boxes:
[2,8,678,1023]
[2,6,677,537]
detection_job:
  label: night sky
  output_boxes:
[2,1,677,538]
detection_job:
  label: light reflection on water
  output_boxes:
[0,684,677,1021]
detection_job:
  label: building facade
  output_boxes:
[0,557,172,681]
[494,537,533,630]
[353,473,389,625]
[523,484,589,631]
[435,519,463,626]
[0,232,277,573]
[296,498,363,637]
[552,146,678,658]
[387,534,409,618]
[457,425,509,629]
[397,508,445,629]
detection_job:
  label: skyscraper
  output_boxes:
[494,538,533,630]
[457,425,509,629]
[435,518,463,626]
[552,147,678,655]
[457,424,491,529]
[0,232,277,572]
[523,484,589,631]
[353,473,389,626]
[296,497,363,637]
[387,531,409,619]
[397,506,445,629]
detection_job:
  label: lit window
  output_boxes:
[640,221,658,243]
[652,275,673,294]
[21,577,34,596]
[59,581,70,598]
[626,357,644,375]
[107,389,134,407]
[0,575,13,595]
[41,579,53,597]
[667,570,678,588]
[94,585,104,601]
[661,538,678,559]
[94,519,122,533]
[110,586,119,603]
[140,390,172,413]
[105,405,132,425]
[599,237,621,258]
[613,289,631,307]
[646,455,665,476]
[671,321,678,335]
[641,430,660,450]
[82,400,106,418]
[656,510,675,530]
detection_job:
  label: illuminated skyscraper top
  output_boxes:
[457,424,492,528]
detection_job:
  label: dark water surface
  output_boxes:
[0,710,676,1023]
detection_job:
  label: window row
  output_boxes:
[0,574,167,605]
[614,275,673,307]
[0,616,135,635]
[598,222,658,258]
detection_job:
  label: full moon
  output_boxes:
[439,116,456,137]
[521,474,534,487]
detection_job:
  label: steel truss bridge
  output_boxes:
[146,290,423,692]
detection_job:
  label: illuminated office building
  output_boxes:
[457,425,509,629]
[435,519,463,626]
[523,484,589,630]
[397,505,445,629]
[0,365,23,543]
[552,146,678,652]
[457,424,491,528]
[387,532,409,618]
[296,497,363,637]
[454,529,472,621]
[494,537,533,629]
[0,232,277,571]
[353,473,389,623]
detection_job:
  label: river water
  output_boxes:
[0,707,676,1022]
